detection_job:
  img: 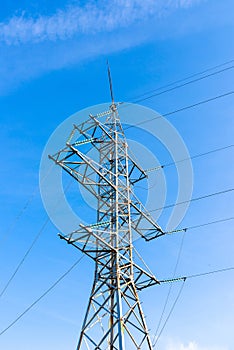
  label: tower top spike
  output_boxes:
[107,60,116,110]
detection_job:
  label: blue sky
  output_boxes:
[0,1,234,350]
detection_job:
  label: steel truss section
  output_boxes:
[50,101,164,349]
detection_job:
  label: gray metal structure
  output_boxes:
[49,68,165,349]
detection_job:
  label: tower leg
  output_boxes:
[76,253,153,350]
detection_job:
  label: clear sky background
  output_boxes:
[0,1,234,350]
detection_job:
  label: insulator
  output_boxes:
[73,138,95,146]
[96,110,112,118]
[88,220,110,228]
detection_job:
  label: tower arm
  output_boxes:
[59,229,160,290]
[50,144,164,241]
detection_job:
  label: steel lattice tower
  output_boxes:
[49,67,165,349]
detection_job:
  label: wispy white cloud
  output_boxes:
[0,0,206,95]
[0,0,201,45]
[166,340,227,350]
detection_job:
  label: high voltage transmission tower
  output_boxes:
[49,66,166,349]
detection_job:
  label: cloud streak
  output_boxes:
[0,0,205,95]
[166,340,227,350]
[0,0,201,45]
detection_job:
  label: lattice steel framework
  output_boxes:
[49,69,165,349]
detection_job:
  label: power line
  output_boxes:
[149,188,234,213]
[140,214,233,335]
[0,256,84,337]
[0,180,73,299]
[152,264,234,344]
[162,90,234,117]
[146,217,234,241]
[123,90,234,130]
[0,218,50,298]
[159,266,234,284]
[152,230,186,345]
[185,266,234,280]
[0,163,55,247]
[165,217,234,235]
[129,59,234,100]
[152,279,186,347]
[144,144,234,173]
[0,192,37,244]
[182,217,234,232]
[132,65,234,104]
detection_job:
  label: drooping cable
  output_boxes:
[159,266,234,284]
[152,278,186,348]
[0,255,84,337]
[166,216,234,234]
[123,90,234,131]
[151,266,234,345]
[132,65,234,104]
[152,230,186,345]
[0,218,50,298]
[0,163,55,246]
[144,144,234,173]
[149,188,234,213]
[145,217,234,242]
[129,59,234,100]
[0,179,73,298]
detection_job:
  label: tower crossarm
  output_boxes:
[50,143,164,241]
[132,262,160,290]
[59,229,160,290]
[88,114,147,184]
[50,139,164,240]
[72,113,148,183]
